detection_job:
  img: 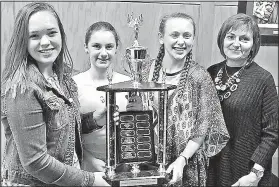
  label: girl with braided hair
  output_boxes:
[143,12,229,186]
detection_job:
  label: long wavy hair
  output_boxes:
[1,2,73,97]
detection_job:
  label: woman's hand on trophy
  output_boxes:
[93,172,110,186]
[166,156,187,184]
[125,95,143,111]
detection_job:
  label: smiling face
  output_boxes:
[159,18,194,63]
[85,30,117,69]
[28,11,62,68]
[223,27,253,61]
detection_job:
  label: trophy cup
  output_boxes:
[124,13,148,87]
[97,13,176,186]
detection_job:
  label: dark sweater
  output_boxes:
[207,61,278,186]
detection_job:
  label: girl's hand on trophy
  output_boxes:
[113,105,120,126]
[126,95,143,111]
[93,172,110,186]
[166,156,186,184]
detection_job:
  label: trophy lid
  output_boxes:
[126,45,147,50]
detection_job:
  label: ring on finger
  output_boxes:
[129,99,135,103]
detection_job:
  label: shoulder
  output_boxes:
[2,80,39,100]
[72,71,91,91]
[250,62,273,76]
[207,61,225,73]
[72,71,89,84]
[187,61,219,90]
[113,72,131,82]
[249,62,276,85]
[3,85,39,113]
[189,61,211,82]
[207,61,226,79]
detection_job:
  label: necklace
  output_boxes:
[151,52,193,103]
[224,64,230,77]
[166,69,183,76]
[214,61,250,102]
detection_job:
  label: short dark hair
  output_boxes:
[217,13,261,60]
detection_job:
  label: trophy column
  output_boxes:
[157,90,168,173]
[106,91,116,177]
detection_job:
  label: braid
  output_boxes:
[176,50,193,100]
[152,44,165,82]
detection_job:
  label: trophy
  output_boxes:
[97,13,176,186]
[124,13,148,86]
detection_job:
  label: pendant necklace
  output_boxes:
[214,61,250,102]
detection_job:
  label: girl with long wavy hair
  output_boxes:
[1,2,109,186]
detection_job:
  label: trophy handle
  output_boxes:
[121,53,133,78]
[141,54,154,82]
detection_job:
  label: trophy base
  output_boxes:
[105,162,168,186]
[106,170,167,187]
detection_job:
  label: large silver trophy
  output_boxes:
[97,13,176,186]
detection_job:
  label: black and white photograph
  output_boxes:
[1,1,278,186]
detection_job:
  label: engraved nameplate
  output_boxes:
[120,178,157,186]
[121,144,136,152]
[117,110,155,163]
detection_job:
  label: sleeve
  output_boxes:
[190,70,230,157]
[250,74,279,168]
[5,90,95,186]
[81,112,101,134]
